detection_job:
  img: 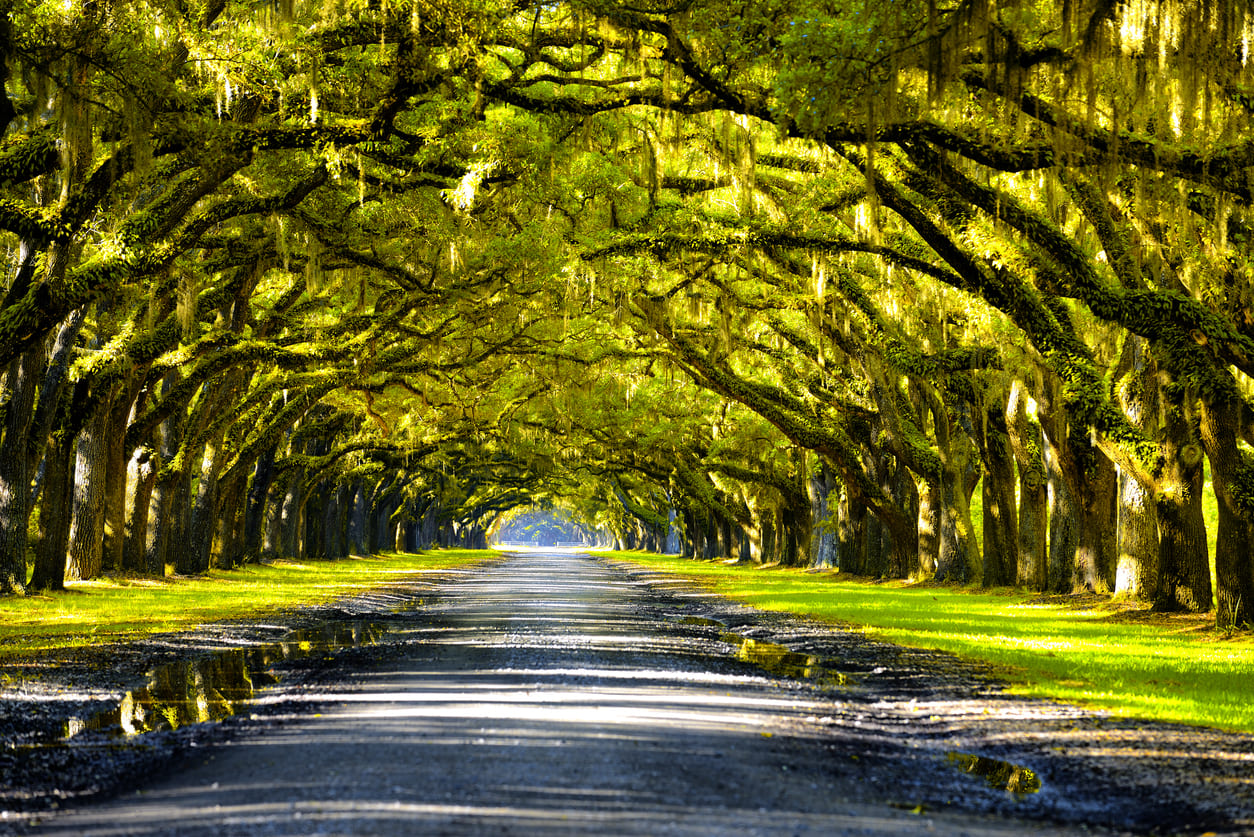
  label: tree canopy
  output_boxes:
[3,0,1254,627]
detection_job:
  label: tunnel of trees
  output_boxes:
[492,507,601,547]
[3,0,1254,628]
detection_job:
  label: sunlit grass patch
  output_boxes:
[0,549,495,661]
[607,551,1254,734]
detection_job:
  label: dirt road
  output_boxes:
[19,552,1253,836]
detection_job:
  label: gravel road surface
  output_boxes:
[11,551,1254,836]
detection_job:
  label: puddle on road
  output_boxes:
[675,616,725,627]
[63,621,387,740]
[721,633,849,688]
[946,751,1042,795]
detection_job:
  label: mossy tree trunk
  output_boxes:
[680,509,696,558]
[1006,380,1047,590]
[1076,446,1118,593]
[1151,399,1212,613]
[1117,471,1159,600]
[0,348,42,593]
[27,314,88,592]
[916,479,940,577]
[66,401,111,581]
[279,478,304,559]
[213,474,248,568]
[121,447,160,574]
[348,482,367,555]
[242,448,277,559]
[836,488,867,574]
[29,404,77,591]
[808,464,837,568]
[1198,393,1252,626]
[930,403,978,583]
[975,400,1018,588]
[101,381,144,574]
[1114,338,1160,600]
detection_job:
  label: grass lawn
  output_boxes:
[605,550,1254,735]
[0,549,496,661]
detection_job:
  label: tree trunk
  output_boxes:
[349,482,367,555]
[1006,380,1047,589]
[1111,336,1159,599]
[887,460,919,579]
[1152,394,1212,613]
[808,467,837,568]
[243,448,278,559]
[928,397,978,583]
[917,479,939,576]
[26,310,92,591]
[29,417,76,591]
[934,462,977,582]
[183,443,219,573]
[1195,391,1254,625]
[1116,469,1158,600]
[0,348,43,593]
[121,447,159,575]
[327,483,351,558]
[1041,419,1082,594]
[101,385,141,574]
[1076,447,1117,593]
[1154,462,1212,614]
[979,406,1018,588]
[836,488,867,574]
[66,403,110,581]
[213,475,247,568]
[392,514,406,552]
[718,515,733,561]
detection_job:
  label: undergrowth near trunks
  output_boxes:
[606,550,1254,734]
[0,550,495,660]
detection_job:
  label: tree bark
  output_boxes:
[121,447,160,574]
[101,383,143,573]
[1113,338,1159,600]
[213,474,247,568]
[0,348,43,593]
[808,465,837,568]
[1197,393,1252,625]
[934,463,977,582]
[1150,389,1213,613]
[242,448,278,559]
[1076,446,1117,593]
[1117,470,1158,600]
[1006,380,1047,589]
[349,482,367,554]
[836,488,867,574]
[1046,459,1079,593]
[917,479,939,576]
[278,479,303,559]
[66,402,111,581]
[979,405,1018,587]
[29,413,76,591]
[1154,458,1212,614]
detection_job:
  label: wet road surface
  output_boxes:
[28,552,1122,836]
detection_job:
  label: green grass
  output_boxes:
[606,550,1254,734]
[0,550,496,661]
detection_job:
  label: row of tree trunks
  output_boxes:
[666,500,814,566]
[0,333,479,589]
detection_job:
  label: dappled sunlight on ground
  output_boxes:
[28,552,1110,837]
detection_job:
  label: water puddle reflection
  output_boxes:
[721,633,849,688]
[63,621,387,739]
[946,751,1041,794]
[675,616,725,627]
